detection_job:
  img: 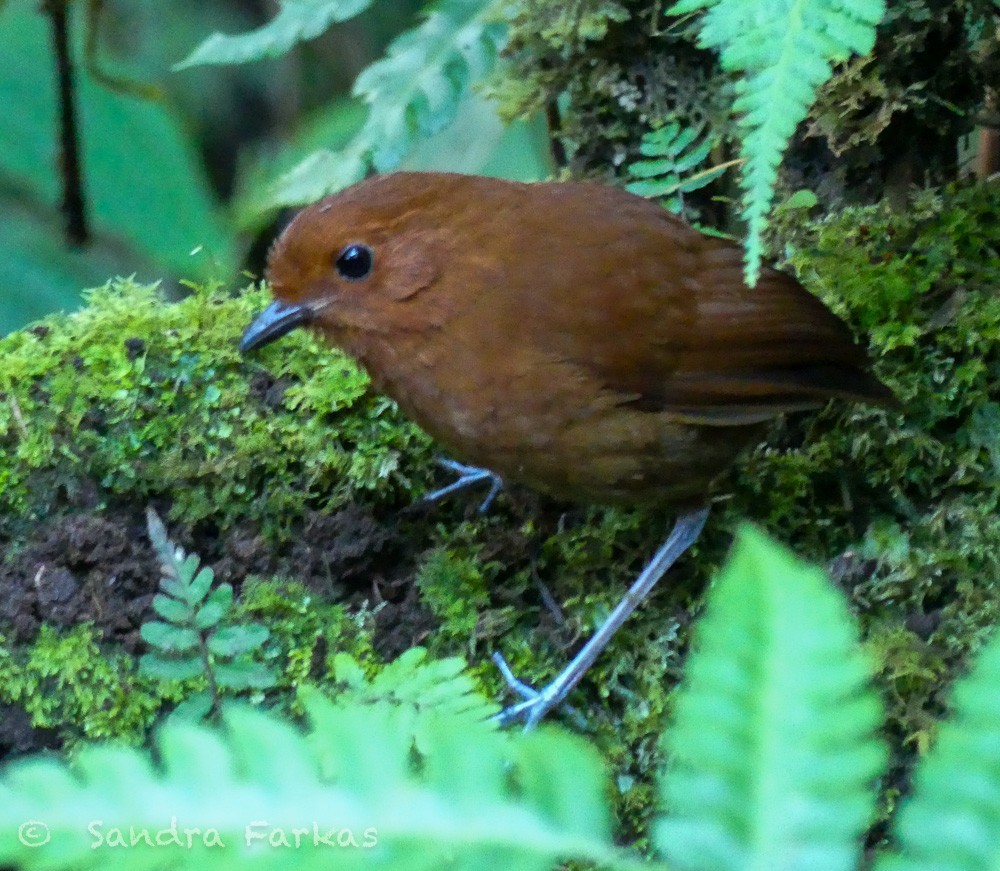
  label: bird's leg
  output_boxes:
[491,506,710,730]
[423,458,503,513]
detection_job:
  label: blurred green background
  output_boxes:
[0,0,551,334]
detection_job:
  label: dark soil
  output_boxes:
[0,492,463,759]
[0,460,576,757]
[0,500,442,650]
[0,513,160,650]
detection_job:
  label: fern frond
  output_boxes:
[326,647,500,754]
[268,0,506,206]
[0,701,638,871]
[668,0,885,286]
[626,120,734,212]
[874,626,1000,871]
[263,145,370,210]
[353,0,505,169]
[176,0,376,68]
[656,526,886,871]
[141,508,275,705]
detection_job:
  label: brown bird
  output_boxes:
[242,171,894,728]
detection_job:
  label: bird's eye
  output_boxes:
[334,243,374,281]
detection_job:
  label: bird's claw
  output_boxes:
[424,458,503,513]
[489,651,586,731]
[491,650,539,701]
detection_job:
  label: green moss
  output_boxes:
[753,183,1000,584]
[0,625,171,746]
[416,547,494,642]
[0,280,432,544]
[725,180,1000,803]
[236,577,377,704]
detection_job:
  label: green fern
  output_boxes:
[176,0,505,206]
[873,624,1000,871]
[656,526,886,871]
[176,0,377,67]
[269,0,506,205]
[0,693,633,870]
[141,508,275,716]
[13,528,1000,870]
[327,647,501,754]
[668,0,886,286]
[626,120,735,212]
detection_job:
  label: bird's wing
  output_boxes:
[529,204,893,427]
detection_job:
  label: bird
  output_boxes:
[241,171,895,729]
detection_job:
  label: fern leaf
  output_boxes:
[656,526,886,871]
[0,702,634,870]
[140,622,200,653]
[873,626,1000,871]
[141,508,276,698]
[210,660,276,690]
[668,0,885,285]
[354,0,505,169]
[193,585,233,629]
[266,146,369,208]
[151,593,193,623]
[327,647,501,753]
[176,0,376,68]
[138,652,204,681]
[206,625,269,658]
[145,505,176,569]
[626,120,730,212]
[267,0,506,206]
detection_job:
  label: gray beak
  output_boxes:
[240,301,314,353]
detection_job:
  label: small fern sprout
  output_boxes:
[140,507,275,718]
[626,120,738,214]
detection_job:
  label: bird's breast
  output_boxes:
[356,328,758,507]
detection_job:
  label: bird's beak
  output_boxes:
[240,300,315,353]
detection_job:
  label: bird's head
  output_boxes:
[241,173,480,355]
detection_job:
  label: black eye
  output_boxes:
[335,243,373,280]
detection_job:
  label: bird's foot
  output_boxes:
[489,652,586,731]
[424,458,503,513]
[490,508,711,731]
